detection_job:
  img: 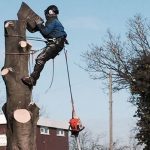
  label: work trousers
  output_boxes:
[30,37,65,82]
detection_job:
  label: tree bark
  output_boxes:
[2,2,42,150]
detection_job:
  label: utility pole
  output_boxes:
[109,71,113,150]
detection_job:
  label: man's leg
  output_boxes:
[30,40,64,83]
[22,39,64,87]
[22,45,52,86]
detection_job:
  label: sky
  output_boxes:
[0,0,150,146]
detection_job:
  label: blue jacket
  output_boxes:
[37,17,67,39]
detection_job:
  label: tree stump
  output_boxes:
[1,2,43,150]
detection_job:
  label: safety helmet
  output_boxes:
[44,5,59,16]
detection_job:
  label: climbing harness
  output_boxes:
[64,48,83,150]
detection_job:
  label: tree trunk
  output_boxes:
[2,2,42,150]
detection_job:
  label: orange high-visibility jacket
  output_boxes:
[69,118,81,131]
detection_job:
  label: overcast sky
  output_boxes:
[0,0,150,146]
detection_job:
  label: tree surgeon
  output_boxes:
[69,114,85,137]
[22,5,68,87]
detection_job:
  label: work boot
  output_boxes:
[21,76,36,87]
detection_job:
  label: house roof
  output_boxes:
[0,114,69,130]
[38,117,69,130]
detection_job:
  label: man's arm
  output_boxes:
[35,19,56,38]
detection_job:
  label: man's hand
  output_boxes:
[34,16,44,25]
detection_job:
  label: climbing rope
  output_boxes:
[64,48,82,150]
[45,59,55,93]
[64,48,76,117]
[5,34,46,43]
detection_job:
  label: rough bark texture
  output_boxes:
[2,2,42,150]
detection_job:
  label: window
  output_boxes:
[40,126,50,135]
[0,134,7,146]
[56,129,65,136]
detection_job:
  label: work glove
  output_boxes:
[34,16,44,25]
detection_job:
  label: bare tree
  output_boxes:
[69,130,104,150]
[82,15,150,149]
[69,129,143,150]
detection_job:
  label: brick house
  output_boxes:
[0,114,69,150]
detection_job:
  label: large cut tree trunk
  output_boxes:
[1,2,43,150]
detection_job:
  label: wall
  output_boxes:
[0,124,69,150]
[36,126,69,150]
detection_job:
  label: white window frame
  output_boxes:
[56,129,65,137]
[0,134,7,146]
[40,126,50,135]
